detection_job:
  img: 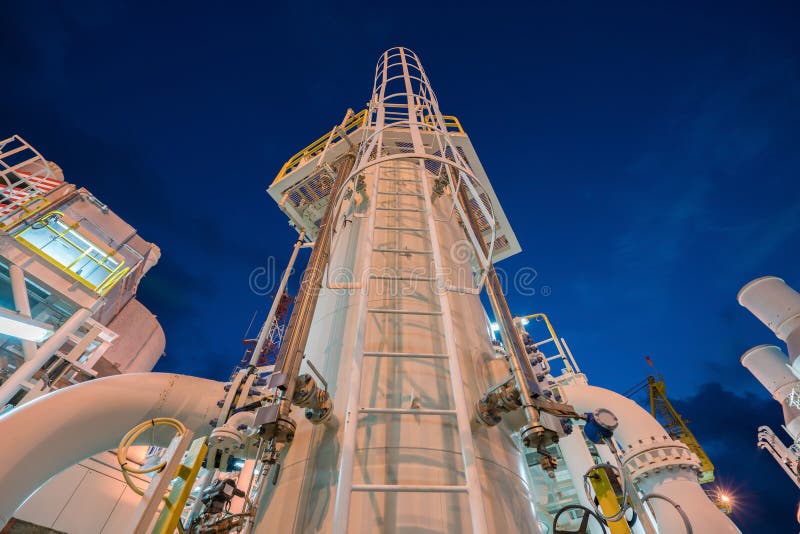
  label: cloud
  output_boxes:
[670,383,799,533]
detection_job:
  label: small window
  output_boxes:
[15,211,128,294]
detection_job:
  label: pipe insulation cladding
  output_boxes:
[740,344,800,439]
[0,373,226,524]
[738,276,800,365]
[560,383,741,534]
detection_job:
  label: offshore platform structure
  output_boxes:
[0,48,741,534]
[0,135,166,531]
[738,276,800,522]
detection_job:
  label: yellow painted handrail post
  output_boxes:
[152,437,208,534]
[587,467,632,534]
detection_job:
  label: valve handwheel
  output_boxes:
[552,504,608,534]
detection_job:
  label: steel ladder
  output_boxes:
[332,160,488,534]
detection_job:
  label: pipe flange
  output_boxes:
[209,426,244,452]
[620,435,701,484]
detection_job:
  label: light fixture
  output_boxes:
[0,306,53,342]
[520,317,530,326]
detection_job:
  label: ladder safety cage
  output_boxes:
[331,47,490,534]
[350,48,497,295]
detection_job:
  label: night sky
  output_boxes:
[2,2,799,531]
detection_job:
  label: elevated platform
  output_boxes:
[266,110,521,261]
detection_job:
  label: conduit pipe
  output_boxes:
[455,176,545,448]
[273,152,355,419]
[0,307,92,406]
[738,276,800,367]
[561,383,740,534]
[0,372,225,524]
[557,431,605,534]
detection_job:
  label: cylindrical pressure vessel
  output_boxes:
[738,276,800,363]
[253,47,539,534]
[740,344,800,438]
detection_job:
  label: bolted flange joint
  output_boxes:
[293,374,333,424]
[475,378,522,426]
[620,435,702,484]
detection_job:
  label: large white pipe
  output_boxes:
[9,264,36,360]
[738,276,800,365]
[0,372,225,524]
[561,383,740,534]
[741,344,800,438]
[0,307,92,406]
[557,431,604,534]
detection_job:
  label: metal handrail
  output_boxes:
[271,110,465,185]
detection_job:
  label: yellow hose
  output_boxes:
[116,418,187,498]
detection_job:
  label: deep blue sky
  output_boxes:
[2,1,799,531]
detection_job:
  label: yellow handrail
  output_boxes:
[521,313,559,348]
[271,110,465,185]
[272,109,368,185]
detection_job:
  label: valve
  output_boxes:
[552,504,608,534]
[475,378,521,426]
[432,172,450,197]
[583,408,618,444]
[538,448,559,478]
[200,478,245,514]
[293,374,333,424]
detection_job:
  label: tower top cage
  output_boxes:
[266,47,521,262]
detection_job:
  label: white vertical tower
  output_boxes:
[260,47,538,534]
[331,47,491,534]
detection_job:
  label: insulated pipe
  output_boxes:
[0,372,224,524]
[9,264,36,360]
[0,307,92,406]
[741,344,800,438]
[455,175,545,446]
[561,383,740,534]
[558,431,604,534]
[273,152,355,418]
[738,276,800,366]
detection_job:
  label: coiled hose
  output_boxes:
[582,461,629,523]
[116,418,187,498]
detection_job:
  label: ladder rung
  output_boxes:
[376,207,425,212]
[367,308,442,316]
[359,407,456,416]
[363,351,449,359]
[373,248,433,255]
[351,484,468,493]
[377,191,423,197]
[370,274,437,282]
[374,225,428,232]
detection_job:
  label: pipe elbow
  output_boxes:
[0,372,225,524]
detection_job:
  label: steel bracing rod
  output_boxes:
[272,151,356,416]
[757,426,800,488]
[248,230,306,367]
[455,179,544,432]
